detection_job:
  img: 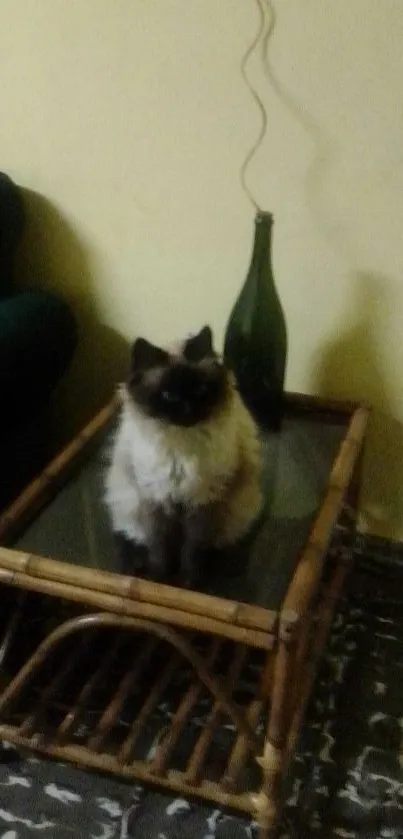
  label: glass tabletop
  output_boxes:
[9,413,346,611]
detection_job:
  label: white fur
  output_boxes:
[105,379,262,548]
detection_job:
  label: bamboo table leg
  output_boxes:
[252,610,298,838]
[252,451,365,837]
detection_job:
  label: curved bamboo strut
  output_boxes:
[0,613,260,753]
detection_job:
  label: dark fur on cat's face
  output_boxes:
[127,326,228,427]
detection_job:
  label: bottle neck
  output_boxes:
[250,211,273,275]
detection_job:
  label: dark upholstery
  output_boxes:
[0,172,77,507]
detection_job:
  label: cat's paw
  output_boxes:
[147,550,171,584]
[113,532,146,576]
[181,574,196,590]
[179,560,202,591]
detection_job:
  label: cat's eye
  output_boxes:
[196,383,209,396]
[162,390,179,403]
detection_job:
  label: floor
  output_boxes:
[0,534,402,839]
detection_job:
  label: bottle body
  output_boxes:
[224,211,287,430]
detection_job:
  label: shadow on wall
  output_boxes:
[311,271,403,540]
[258,37,403,540]
[16,189,129,446]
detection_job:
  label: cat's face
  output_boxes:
[127,326,228,427]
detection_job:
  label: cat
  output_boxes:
[105,325,262,588]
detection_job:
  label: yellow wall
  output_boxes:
[1,0,403,540]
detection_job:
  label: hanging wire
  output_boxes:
[239,0,276,211]
[261,0,276,70]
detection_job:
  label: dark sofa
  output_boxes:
[0,172,77,508]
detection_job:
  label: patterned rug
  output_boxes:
[0,535,402,839]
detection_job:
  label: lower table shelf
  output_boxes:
[0,589,270,816]
[0,513,356,838]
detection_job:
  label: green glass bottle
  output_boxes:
[224,211,287,430]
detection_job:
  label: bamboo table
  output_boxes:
[0,394,368,837]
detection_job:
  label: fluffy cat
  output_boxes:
[105,326,262,588]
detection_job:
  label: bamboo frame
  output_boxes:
[0,393,369,837]
[254,444,366,836]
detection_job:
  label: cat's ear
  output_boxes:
[131,338,168,373]
[183,326,214,362]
